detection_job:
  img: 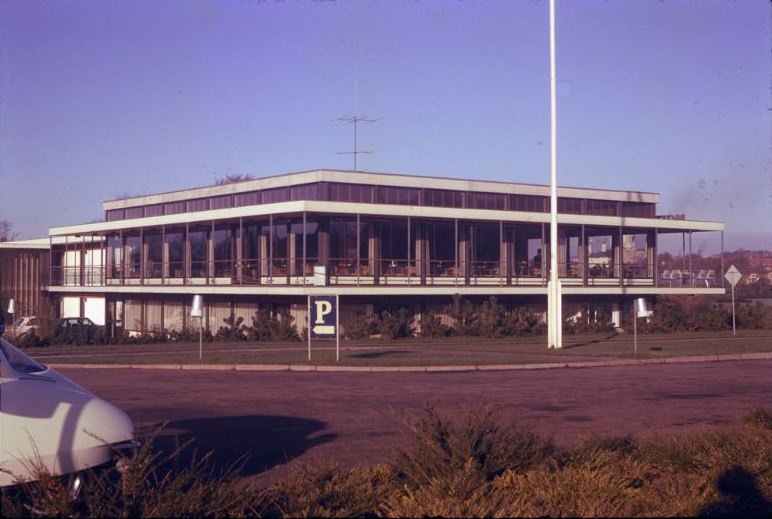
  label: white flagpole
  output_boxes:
[548,0,562,348]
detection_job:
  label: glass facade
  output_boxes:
[105,181,657,222]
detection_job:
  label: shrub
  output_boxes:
[418,311,450,338]
[258,464,393,518]
[743,407,772,431]
[392,404,556,488]
[14,329,50,348]
[736,301,772,329]
[343,312,377,339]
[379,308,414,340]
[501,306,545,337]
[215,315,247,341]
[247,307,299,341]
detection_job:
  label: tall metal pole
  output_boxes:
[548,0,562,348]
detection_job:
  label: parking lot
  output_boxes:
[59,357,772,486]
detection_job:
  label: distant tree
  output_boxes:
[0,220,19,242]
[215,174,254,185]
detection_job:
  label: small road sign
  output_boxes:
[309,295,338,339]
[724,265,742,337]
[724,265,742,288]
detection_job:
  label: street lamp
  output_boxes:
[191,295,204,360]
[7,298,15,340]
[547,0,562,348]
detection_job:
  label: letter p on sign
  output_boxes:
[314,300,333,324]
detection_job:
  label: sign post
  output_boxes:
[724,265,742,337]
[191,295,204,360]
[308,295,340,362]
[633,297,648,355]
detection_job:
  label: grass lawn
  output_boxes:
[26,330,772,367]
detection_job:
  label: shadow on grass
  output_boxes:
[348,349,410,359]
[140,415,336,478]
[561,332,619,349]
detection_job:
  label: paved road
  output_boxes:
[60,359,772,486]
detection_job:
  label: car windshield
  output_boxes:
[0,338,46,374]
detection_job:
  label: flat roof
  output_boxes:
[102,168,660,210]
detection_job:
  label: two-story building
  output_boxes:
[30,168,725,337]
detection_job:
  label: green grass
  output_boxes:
[25,330,772,368]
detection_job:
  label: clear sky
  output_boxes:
[1,0,770,252]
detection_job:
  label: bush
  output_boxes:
[2,405,771,518]
[14,329,50,348]
[247,307,299,342]
[379,308,414,340]
[418,311,450,338]
[343,312,377,339]
[392,404,556,488]
[258,464,393,518]
[215,315,247,341]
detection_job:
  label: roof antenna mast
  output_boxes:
[336,81,382,171]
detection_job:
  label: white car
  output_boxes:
[3,316,39,340]
[0,337,135,487]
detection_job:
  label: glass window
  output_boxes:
[235,191,261,207]
[588,233,614,277]
[468,192,507,210]
[622,232,650,277]
[558,197,583,214]
[164,201,185,215]
[376,186,419,205]
[268,220,290,276]
[165,229,184,278]
[125,234,142,278]
[379,219,409,264]
[290,183,321,201]
[586,199,619,216]
[187,198,209,212]
[293,218,320,275]
[125,207,143,219]
[144,204,164,217]
[426,222,456,276]
[189,228,208,278]
[622,202,655,218]
[210,195,233,210]
[262,187,290,204]
[106,209,125,221]
[510,194,548,212]
[424,189,463,208]
[241,221,262,283]
[107,234,123,279]
[330,219,358,262]
[213,226,234,277]
[328,182,373,203]
[144,232,163,278]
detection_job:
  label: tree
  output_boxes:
[215,174,254,186]
[0,220,19,242]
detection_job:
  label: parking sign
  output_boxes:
[309,295,338,339]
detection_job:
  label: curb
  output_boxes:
[49,351,772,373]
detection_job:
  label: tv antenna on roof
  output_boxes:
[335,81,382,171]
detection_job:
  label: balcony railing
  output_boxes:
[48,261,720,289]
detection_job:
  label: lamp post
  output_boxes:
[191,295,203,360]
[547,0,562,349]
[7,298,15,341]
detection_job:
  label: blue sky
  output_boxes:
[1,0,769,252]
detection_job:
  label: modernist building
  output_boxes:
[36,169,724,337]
